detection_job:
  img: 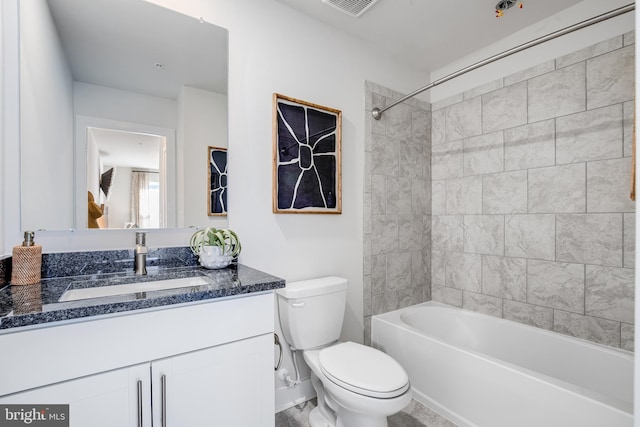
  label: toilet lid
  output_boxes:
[318,342,409,399]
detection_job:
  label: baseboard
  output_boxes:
[275,378,316,413]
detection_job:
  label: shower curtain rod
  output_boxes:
[371,3,635,120]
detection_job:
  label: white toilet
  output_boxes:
[277,276,411,427]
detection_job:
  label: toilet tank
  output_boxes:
[276,277,348,350]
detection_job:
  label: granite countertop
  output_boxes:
[0,263,285,332]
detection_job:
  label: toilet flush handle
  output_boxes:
[291,301,305,308]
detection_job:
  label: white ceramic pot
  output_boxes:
[198,245,233,269]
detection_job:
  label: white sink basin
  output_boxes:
[58,276,210,302]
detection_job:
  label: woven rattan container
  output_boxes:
[11,231,42,286]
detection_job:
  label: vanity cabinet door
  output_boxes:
[0,363,151,427]
[151,333,274,427]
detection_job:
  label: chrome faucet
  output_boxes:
[134,232,148,275]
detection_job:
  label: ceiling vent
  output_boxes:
[321,0,379,17]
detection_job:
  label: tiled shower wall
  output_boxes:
[430,33,635,350]
[363,82,432,344]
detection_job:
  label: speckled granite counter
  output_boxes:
[0,262,285,332]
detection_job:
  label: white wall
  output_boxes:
[19,0,74,231]
[429,0,635,103]
[178,86,228,229]
[74,82,177,130]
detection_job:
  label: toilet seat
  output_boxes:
[318,342,410,399]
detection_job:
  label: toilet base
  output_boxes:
[309,407,334,427]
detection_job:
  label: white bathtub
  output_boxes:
[371,301,633,427]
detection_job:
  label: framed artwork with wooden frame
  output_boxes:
[208,146,227,216]
[272,93,342,214]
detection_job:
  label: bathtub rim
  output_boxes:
[371,301,633,416]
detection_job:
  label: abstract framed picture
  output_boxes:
[272,93,342,214]
[208,146,227,216]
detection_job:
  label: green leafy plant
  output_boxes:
[189,227,241,257]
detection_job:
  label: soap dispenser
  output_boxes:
[11,231,42,285]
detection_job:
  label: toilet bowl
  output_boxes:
[276,277,412,427]
[305,343,412,427]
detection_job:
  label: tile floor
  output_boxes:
[275,398,458,427]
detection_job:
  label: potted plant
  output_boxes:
[189,227,241,269]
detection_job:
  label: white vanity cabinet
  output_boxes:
[0,363,151,426]
[0,292,276,427]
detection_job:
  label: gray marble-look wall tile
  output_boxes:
[431,108,446,147]
[399,215,423,252]
[364,151,372,193]
[503,300,554,330]
[527,260,585,313]
[624,213,635,269]
[432,285,463,307]
[528,62,586,122]
[623,101,634,157]
[432,140,463,180]
[504,119,555,171]
[363,275,372,317]
[554,310,620,347]
[431,250,446,286]
[623,31,635,46]
[433,215,464,252]
[556,214,623,267]
[411,250,426,289]
[483,170,527,214]
[445,251,482,292]
[371,254,386,295]
[463,131,504,176]
[463,78,503,100]
[412,108,431,145]
[387,252,412,291]
[432,181,446,216]
[504,60,555,86]
[585,265,634,323]
[446,176,482,215]
[482,255,527,302]
[464,215,504,256]
[556,104,623,165]
[463,292,503,317]
[432,93,464,112]
[445,97,482,141]
[385,102,413,141]
[587,157,635,213]
[528,163,586,213]
[372,291,399,315]
[363,235,372,275]
[482,81,528,133]
[371,175,386,214]
[622,324,634,352]
[412,179,429,215]
[371,215,399,256]
[555,36,623,69]
[387,176,413,214]
[400,141,425,179]
[587,45,635,109]
[371,133,398,176]
[505,214,555,261]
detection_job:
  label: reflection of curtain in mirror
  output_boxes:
[130,172,151,228]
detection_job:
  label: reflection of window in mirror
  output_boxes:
[87,127,165,229]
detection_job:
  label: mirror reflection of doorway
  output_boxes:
[87,127,167,229]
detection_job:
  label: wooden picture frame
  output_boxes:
[272,93,342,214]
[208,146,227,216]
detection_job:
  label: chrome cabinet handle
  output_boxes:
[137,380,143,427]
[161,374,167,427]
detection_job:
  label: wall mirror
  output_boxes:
[19,0,228,231]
